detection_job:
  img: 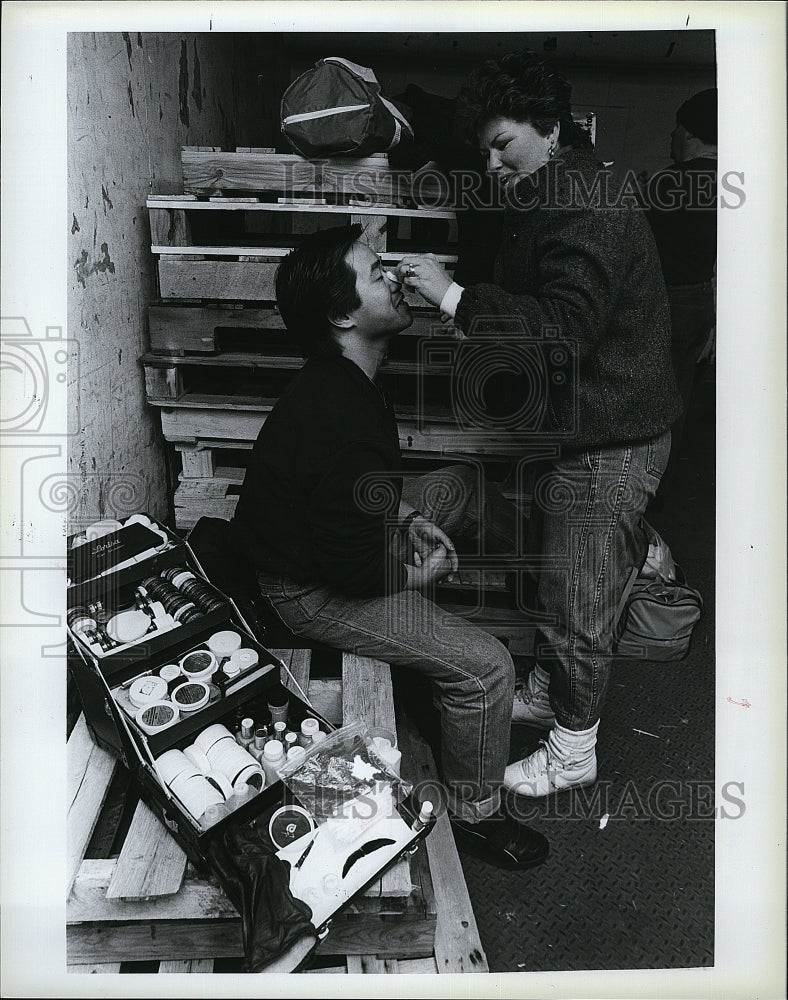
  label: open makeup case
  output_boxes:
[66,513,435,970]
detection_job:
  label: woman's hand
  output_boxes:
[395,254,453,309]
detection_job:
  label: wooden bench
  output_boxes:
[67,650,488,975]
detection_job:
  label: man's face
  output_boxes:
[343,242,412,339]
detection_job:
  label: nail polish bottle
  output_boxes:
[236,717,255,750]
[251,725,269,762]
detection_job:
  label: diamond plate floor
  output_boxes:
[407,368,717,974]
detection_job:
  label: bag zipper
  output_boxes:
[282,104,370,126]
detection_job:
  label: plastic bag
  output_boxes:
[277,721,412,827]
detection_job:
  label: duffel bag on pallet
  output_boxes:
[614,520,703,662]
[281,56,414,159]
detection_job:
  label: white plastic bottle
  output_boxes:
[299,717,320,748]
[261,738,285,785]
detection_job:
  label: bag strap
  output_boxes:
[323,56,414,142]
[613,566,640,632]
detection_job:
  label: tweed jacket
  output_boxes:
[454,147,683,451]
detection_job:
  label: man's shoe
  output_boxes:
[504,721,599,798]
[511,663,555,728]
[451,814,549,870]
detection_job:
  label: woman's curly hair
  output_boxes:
[458,49,590,149]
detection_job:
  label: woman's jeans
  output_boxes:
[257,465,524,823]
[530,431,671,730]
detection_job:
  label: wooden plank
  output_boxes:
[178,446,216,478]
[158,958,215,973]
[143,363,183,401]
[175,478,239,500]
[307,678,343,727]
[316,910,435,959]
[209,195,261,203]
[178,463,245,484]
[152,245,458,263]
[179,150,450,207]
[148,304,443,355]
[341,654,411,900]
[173,496,238,529]
[158,406,529,459]
[272,647,312,703]
[159,258,277,301]
[351,213,387,252]
[141,349,452,375]
[69,857,433,965]
[149,200,456,221]
[341,654,397,733]
[347,954,438,974]
[397,712,489,974]
[67,714,117,897]
[159,406,265,443]
[149,303,286,354]
[149,193,198,202]
[392,956,440,974]
[68,963,122,974]
[346,955,389,973]
[158,258,452,305]
[67,920,242,965]
[69,859,236,923]
[148,208,192,247]
[106,800,187,900]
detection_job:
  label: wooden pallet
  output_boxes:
[147,303,448,355]
[155,256,453,305]
[143,150,536,535]
[178,147,453,206]
[67,648,488,974]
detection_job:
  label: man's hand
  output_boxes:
[404,542,456,591]
[407,516,458,576]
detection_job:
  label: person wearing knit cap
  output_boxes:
[675,88,718,147]
[646,88,718,509]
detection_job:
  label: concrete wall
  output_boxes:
[67,32,267,529]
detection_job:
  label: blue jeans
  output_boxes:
[257,465,525,822]
[530,432,671,730]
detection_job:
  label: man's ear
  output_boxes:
[329,313,355,331]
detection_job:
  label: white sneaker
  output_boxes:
[512,664,555,728]
[504,722,599,797]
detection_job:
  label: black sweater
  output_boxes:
[645,157,717,286]
[455,148,684,451]
[233,355,406,597]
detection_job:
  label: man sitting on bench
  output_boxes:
[232,224,548,871]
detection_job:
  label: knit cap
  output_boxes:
[676,89,717,144]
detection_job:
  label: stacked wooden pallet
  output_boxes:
[143,147,525,532]
[67,649,488,975]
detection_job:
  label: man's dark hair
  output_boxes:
[458,49,590,151]
[274,224,363,359]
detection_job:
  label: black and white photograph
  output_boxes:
[0,2,785,997]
